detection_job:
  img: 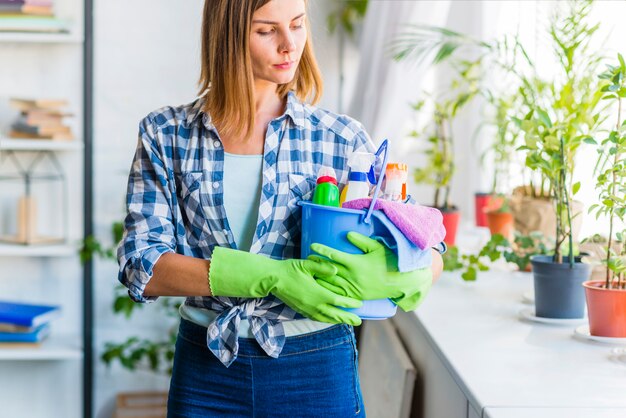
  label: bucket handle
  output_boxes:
[363,139,389,224]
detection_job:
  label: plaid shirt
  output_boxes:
[118,91,375,367]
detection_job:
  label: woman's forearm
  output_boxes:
[144,252,212,297]
[144,249,443,297]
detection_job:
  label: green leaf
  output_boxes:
[434,42,460,64]
[583,137,597,145]
[536,109,552,128]
[572,182,581,195]
[462,267,477,281]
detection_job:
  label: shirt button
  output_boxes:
[212,182,219,189]
[213,140,221,148]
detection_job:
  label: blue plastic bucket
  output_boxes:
[298,139,397,320]
[299,202,398,319]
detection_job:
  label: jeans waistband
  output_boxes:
[178,318,355,358]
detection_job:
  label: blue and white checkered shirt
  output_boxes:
[118,91,375,367]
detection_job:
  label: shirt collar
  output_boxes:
[185,90,213,130]
[185,90,306,130]
[283,91,306,128]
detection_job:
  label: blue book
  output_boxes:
[0,323,50,343]
[0,300,60,328]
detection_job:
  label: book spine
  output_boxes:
[24,0,52,5]
[0,5,21,12]
[0,324,50,343]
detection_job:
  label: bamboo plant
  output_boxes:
[587,54,626,289]
[410,59,481,209]
[392,24,530,206]
[516,0,606,266]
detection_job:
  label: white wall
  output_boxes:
[92,1,202,416]
[91,1,352,416]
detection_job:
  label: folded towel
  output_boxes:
[342,198,446,249]
[370,210,433,272]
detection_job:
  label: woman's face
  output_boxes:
[250,0,307,87]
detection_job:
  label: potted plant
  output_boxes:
[518,1,605,319]
[409,59,481,245]
[484,195,514,241]
[583,54,626,337]
[475,87,526,227]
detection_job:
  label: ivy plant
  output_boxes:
[443,231,551,280]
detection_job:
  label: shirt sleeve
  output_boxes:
[116,116,176,303]
[351,120,377,155]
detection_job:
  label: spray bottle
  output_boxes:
[341,152,376,205]
[312,167,340,207]
[382,163,408,202]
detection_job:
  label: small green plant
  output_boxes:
[443,231,551,279]
[326,0,368,38]
[502,231,551,271]
[587,53,626,289]
[443,234,507,281]
[79,221,124,264]
[80,222,180,375]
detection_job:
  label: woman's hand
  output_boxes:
[208,247,363,325]
[308,232,433,311]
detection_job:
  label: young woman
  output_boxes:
[118,0,443,416]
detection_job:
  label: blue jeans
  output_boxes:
[167,318,366,417]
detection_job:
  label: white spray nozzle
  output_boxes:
[348,152,376,173]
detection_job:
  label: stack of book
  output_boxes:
[0,300,60,345]
[9,97,73,141]
[0,0,69,33]
[0,0,53,16]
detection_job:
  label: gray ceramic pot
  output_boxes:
[531,255,591,319]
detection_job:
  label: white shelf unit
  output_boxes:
[0,137,83,152]
[0,1,90,417]
[0,242,77,257]
[0,334,82,361]
[0,32,83,44]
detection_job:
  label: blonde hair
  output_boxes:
[198,0,323,140]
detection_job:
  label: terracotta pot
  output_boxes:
[583,280,626,338]
[485,210,514,241]
[474,193,502,227]
[440,207,460,247]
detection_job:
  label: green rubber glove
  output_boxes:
[208,246,363,326]
[308,232,433,312]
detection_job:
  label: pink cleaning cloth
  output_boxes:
[342,198,446,249]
